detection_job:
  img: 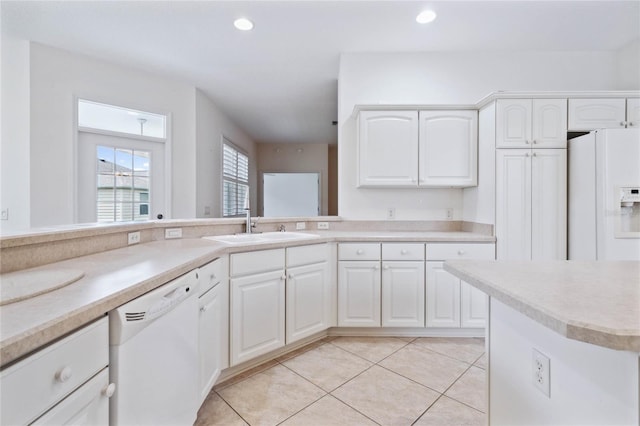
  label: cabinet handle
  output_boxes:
[102,383,116,398]
[458,250,466,255]
[55,366,73,383]
[356,249,364,255]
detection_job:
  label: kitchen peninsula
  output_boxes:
[444,260,640,425]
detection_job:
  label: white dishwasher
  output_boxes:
[109,270,199,426]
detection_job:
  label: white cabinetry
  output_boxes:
[358,110,418,187]
[0,318,111,425]
[285,244,331,343]
[338,243,381,327]
[425,244,495,328]
[496,99,567,148]
[230,249,285,366]
[418,110,478,187]
[197,257,228,403]
[381,243,425,327]
[568,98,627,130]
[496,149,567,260]
[627,98,640,127]
[357,109,478,188]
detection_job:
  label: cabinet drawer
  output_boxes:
[0,318,109,426]
[338,243,381,261]
[287,243,328,268]
[230,248,285,276]
[382,243,424,261]
[426,243,495,260]
[198,257,225,296]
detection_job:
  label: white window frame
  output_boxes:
[222,138,250,217]
[73,95,172,223]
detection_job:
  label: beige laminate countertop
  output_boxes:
[0,231,493,367]
[444,260,640,352]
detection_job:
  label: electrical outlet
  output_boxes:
[317,221,329,230]
[532,348,551,397]
[127,231,141,245]
[165,228,183,239]
[446,208,453,220]
[296,222,306,230]
[387,207,395,220]
[1,209,8,220]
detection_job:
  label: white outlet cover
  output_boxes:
[532,348,551,397]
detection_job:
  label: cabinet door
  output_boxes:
[426,262,460,328]
[418,110,478,187]
[286,262,330,343]
[460,282,487,328]
[381,261,425,327]
[230,270,285,366]
[531,149,567,260]
[338,261,381,327]
[357,110,419,187]
[496,149,532,260]
[532,99,567,148]
[198,281,223,403]
[627,98,640,127]
[568,98,626,130]
[496,99,532,148]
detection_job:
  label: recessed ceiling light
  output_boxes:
[416,10,437,24]
[234,18,254,31]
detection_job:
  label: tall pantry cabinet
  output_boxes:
[494,99,567,260]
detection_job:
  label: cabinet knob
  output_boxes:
[210,274,216,280]
[457,250,466,255]
[525,152,530,157]
[532,139,537,144]
[374,265,379,270]
[356,249,364,255]
[55,366,73,383]
[621,121,627,127]
[288,273,294,279]
[401,249,408,255]
[532,152,537,157]
[629,122,635,127]
[525,140,530,144]
[102,383,116,398]
[383,265,389,270]
[281,274,286,281]
[200,305,208,313]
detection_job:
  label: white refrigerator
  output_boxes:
[568,128,640,260]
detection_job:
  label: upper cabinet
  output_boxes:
[357,109,478,188]
[567,98,640,130]
[418,110,478,187]
[496,99,567,148]
[627,98,640,127]
[357,110,419,187]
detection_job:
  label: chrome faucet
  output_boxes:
[278,224,286,232]
[245,208,252,234]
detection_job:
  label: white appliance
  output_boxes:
[109,270,199,425]
[569,128,640,260]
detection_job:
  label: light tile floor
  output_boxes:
[196,337,486,426]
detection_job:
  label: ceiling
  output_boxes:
[2,1,639,145]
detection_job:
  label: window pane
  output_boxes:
[222,141,250,217]
[78,99,166,139]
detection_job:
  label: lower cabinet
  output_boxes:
[338,260,381,326]
[0,318,111,425]
[197,257,228,403]
[230,269,286,365]
[425,243,496,328]
[381,261,425,327]
[286,261,330,343]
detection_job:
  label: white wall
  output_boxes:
[0,35,31,232]
[28,43,197,227]
[195,89,256,218]
[338,51,621,220]
[616,38,640,90]
[257,143,329,216]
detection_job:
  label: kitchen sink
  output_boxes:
[204,231,320,245]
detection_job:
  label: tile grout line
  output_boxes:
[213,390,254,426]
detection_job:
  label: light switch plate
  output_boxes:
[296,222,306,230]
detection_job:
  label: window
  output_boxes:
[96,146,151,222]
[78,99,166,139]
[223,140,249,217]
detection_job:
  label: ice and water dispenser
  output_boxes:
[617,186,640,237]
